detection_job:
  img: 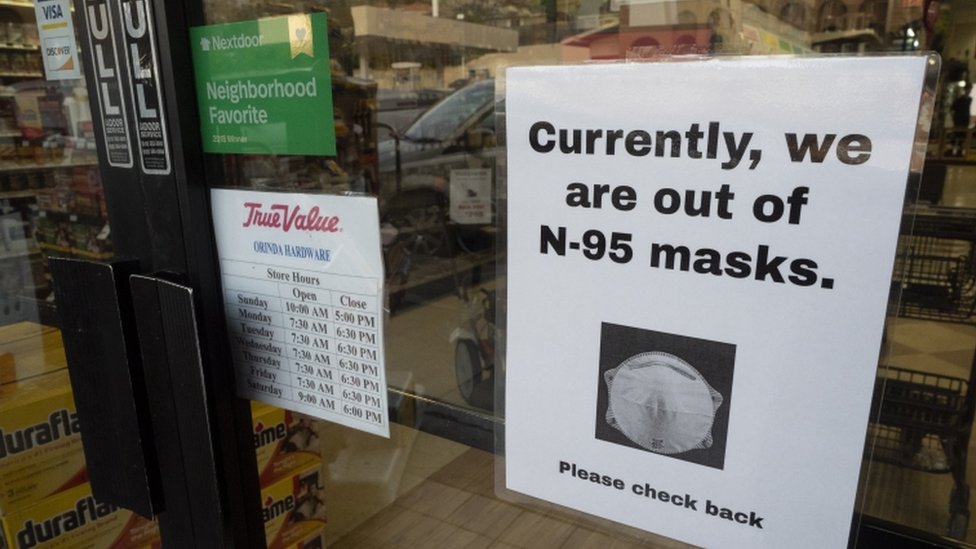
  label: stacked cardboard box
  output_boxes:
[0,323,160,548]
[1,482,161,549]
[252,402,327,549]
[0,369,86,514]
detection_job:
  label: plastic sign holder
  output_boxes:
[501,54,938,549]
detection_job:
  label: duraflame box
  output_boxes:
[0,323,67,384]
[291,531,324,549]
[0,369,86,515]
[0,481,160,549]
[262,460,326,549]
[251,402,322,486]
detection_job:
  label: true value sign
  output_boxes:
[81,0,170,175]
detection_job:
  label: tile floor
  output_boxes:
[327,439,692,549]
[320,312,976,548]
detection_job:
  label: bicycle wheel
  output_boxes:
[455,339,493,410]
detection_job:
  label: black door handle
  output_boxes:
[130,274,228,548]
[50,259,263,547]
[48,257,160,518]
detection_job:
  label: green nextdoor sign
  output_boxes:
[190,14,336,155]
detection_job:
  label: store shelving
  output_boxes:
[36,242,111,260]
[0,0,34,8]
[0,189,36,199]
[0,2,106,326]
[0,243,37,260]
[37,207,104,227]
[0,44,37,51]
[0,71,41,78]
[0,158,97,173]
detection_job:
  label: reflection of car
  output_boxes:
[376,88,450,134]
[378,80,497,256]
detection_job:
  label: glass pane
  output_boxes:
[0,2,162,547]
[197,0,975,546]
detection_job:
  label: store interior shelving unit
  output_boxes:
[0,0,107,327]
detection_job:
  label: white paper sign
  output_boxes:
[450,168,492,224]
[211,189,389,438]
[505,57,929,548]
[35,0,81,80]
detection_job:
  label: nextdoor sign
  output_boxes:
[505,57,931,549]
[190,14,336,156]
[80,0,170,175]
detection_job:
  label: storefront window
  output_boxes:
[188,1,976,547]
[5,0,976,547]
[0,2,170,547]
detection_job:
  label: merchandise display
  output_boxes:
[252,401,323,486]
[0,365,84,515]
[0,322,64,383]
[0,481,160,549]
[252,402,327,548]
[0,0,972,546]
[0,1,103,327]
[260,459,326,549]
[0,321,162,548]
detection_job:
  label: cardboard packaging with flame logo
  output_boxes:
[0,481,160,549]
[252,401,322,486]
[0,369,86,516]
[261,460,326,549]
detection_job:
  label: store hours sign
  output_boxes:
[505,57,932,548]
[211,189,388,437]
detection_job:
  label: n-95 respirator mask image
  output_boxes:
[604,352,723,455]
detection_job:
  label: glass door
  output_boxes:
[9,0,976,548]
[0,2,167,547]
[188,0,976,547]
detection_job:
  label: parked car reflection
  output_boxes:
[376,88,450,134]
[377,79,497,257]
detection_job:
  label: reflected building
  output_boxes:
[563,0,912,61]
[199,0,926,87]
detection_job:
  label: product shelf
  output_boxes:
[0,71,42,78]
[0,158,97,174]
[37,242,111,260]
[37,209,104,227]
[0,0,34,9]
[0,44,37,51]
[0,245,39,261]
[0,189,36,199]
